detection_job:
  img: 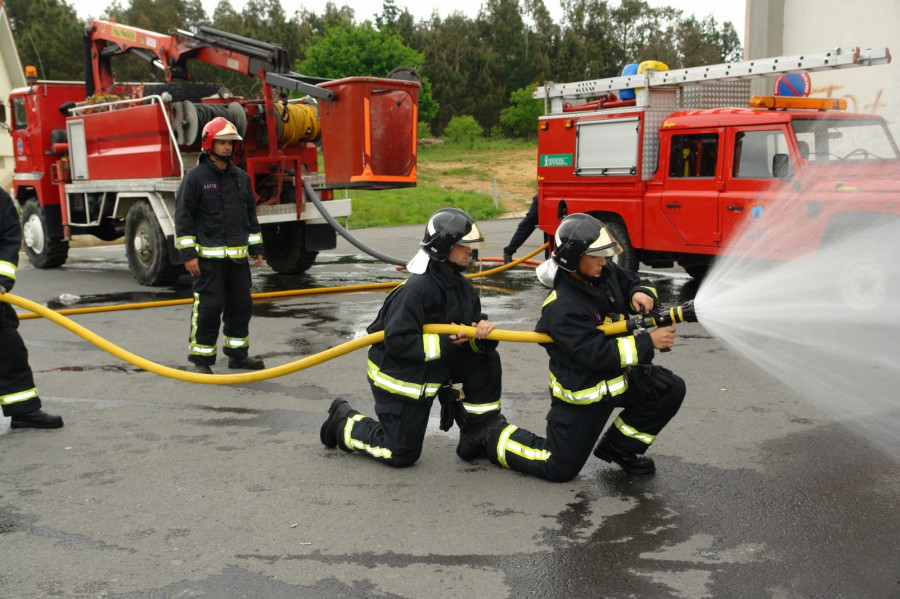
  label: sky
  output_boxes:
[70,0,746,46]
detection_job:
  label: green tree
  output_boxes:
[499,85,542,138]
[5,0,86,81]
[443,114,483,147]
[298,21,437,121]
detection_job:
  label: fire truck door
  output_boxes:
[656,132,721,247]
[719,126,799,254]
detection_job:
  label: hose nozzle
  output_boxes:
[651,300,697,327]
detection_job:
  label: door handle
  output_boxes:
[726,205,745,211]
[665,203,681,209]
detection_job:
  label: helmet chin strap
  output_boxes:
[576,266,606,286]
[210,150,233,164]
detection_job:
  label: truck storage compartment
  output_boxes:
[74,103,179,180]
[317,77,419,189]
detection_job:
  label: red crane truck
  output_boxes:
[532,47,897,284]
[4,19,418,285]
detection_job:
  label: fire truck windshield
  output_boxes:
[791,117,900,162]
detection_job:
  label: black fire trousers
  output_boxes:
[346,348,503,468]
[486,372,686,482]
[188,259,253,366]
[1,305,41,417]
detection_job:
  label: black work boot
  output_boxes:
[11,409,64,429]
[457,413,507,461]
[190,363,213,375]
[228,356,265,370]
[320,398,356,450]
[593,437,655,474]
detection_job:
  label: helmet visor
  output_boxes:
[456,222,488,250]
[584,226,623,257]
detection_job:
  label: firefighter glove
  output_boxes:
[628,364,675,401]
[437,384,468,431]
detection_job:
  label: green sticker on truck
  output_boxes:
[540,154,573,167]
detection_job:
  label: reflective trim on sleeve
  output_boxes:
[423,333,441,361]
[366,360,441,400]
[248,232,262,245]
[223,335,249,349]
[344,413,393,458]
[617,336,639,368]
[548,371,627,405]
[1,387,39,406]
[176,235,197,250]
[461,400,501,415]
[0,260,17,280]
[613,415,656,445]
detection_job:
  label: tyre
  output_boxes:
[682,262,709,282]
[124,201,183,286]
[602,218,639,272]
[20,199,69,268]
[262,222,318,274]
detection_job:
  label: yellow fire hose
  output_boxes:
[1,246,549,385]
[1,243,696,385]
[16,245,548,321]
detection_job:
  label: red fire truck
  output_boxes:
[532,47,897,282]
[5,20,418,285]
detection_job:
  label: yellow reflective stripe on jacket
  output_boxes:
[0,259,17,280]
[495,424,552,468]
[248,232,262,245]
[1,387,39,405]
[176,235,197,250]
[224,335,248,349]
[366,360,442,400]
[461,400,501,415]
[548,371,627,405]
[344,413,393,458]
[423,333,441,361]
[613,415,656,445]
[617,336,639,367]
[197,245,249,259]
[542,290,557,308]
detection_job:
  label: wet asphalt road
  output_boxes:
[1,219,897,598]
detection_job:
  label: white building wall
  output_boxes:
[747,0,900,137]
[1,3,25,190]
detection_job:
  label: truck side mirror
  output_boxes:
[772,153,792,179]
[0,102,6,125]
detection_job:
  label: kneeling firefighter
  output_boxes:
[460,213,686,482]
[320,208,508,467]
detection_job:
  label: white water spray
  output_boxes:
[694,205,900,461]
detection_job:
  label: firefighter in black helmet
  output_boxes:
[320,208,507,467]
[462,213,685,481]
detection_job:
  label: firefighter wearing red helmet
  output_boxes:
[174,116,265,374]
[460,213,685,481]
[320,208,508,467]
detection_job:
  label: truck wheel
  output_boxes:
[683,264,709,282]
[262,222,318,274]
[124,201,183,286]
[604,219,639,272]
[21,199,69,268]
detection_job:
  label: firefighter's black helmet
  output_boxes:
[551,213,622,272]
[420,208,486,261]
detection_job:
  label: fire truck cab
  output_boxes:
[534,47,899,281]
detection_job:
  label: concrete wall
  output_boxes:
[1,2,25,190]
[746,0,899,137]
